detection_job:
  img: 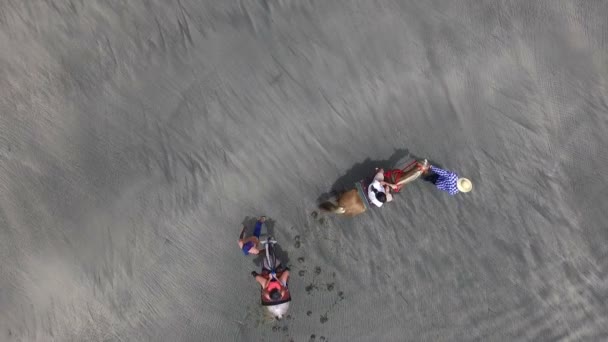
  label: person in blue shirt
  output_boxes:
[237,216,266,255]
[421,164,472,195]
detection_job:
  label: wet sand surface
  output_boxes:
[1,1,608,341]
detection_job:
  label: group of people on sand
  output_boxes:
[367,159,472,207]
[236,158,472,320]
[320,158,473,217]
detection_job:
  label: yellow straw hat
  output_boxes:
[457,178,472,193]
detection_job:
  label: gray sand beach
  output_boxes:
[1,1,608,341]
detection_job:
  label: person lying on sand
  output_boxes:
[238,216,266,255]
[421,164,472,195]
[368,168,397,207]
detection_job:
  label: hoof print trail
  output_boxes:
[305,283,318,294]
[294,235,301,249]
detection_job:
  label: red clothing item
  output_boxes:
[383,169,404,192]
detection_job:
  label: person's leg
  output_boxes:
[395,168,423,186]
[382,169,402,192]
[384,169,402,185]
[253,220,264,238]
[422,172,439,184]
[395,160,428,187]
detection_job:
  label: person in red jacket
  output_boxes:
[253,268,290,303]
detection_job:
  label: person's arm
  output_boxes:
[255,275,268,287]
[429,165,451,177]
[380,180,397,189]
[279,270,289,286]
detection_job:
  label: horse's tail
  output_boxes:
[319,201,346,214]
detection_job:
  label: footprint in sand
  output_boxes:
[314,266,322,275]
[299,270,307,277]
[326,283,334,291]
[320,314,328,324]
[309,334,316,342]
[305,283,318,294]
[298,257,305,263]
[294,235,301,249]
[306,310,312,316]
[311,211,328,226]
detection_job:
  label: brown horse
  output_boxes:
[319,188,367,217]
[319,159,427,217]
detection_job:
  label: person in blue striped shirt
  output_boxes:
[421,163,472,195]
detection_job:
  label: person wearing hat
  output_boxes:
[237,216,266,256]
[421,164,472,195]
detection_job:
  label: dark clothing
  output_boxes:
[423,172,440,184]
